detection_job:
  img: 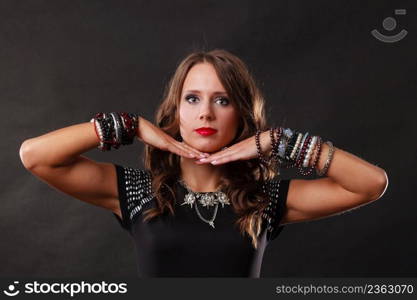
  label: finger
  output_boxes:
[167,143,196,159]
[175,143,210,159]
[199,147,233,163]
[211,152,239,165]
[197,151,234,165]
[176,141,209,158]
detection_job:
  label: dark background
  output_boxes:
[1,0,416,277]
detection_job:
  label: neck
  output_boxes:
[179,156,223,192]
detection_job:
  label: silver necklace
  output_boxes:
[178,179,230,229]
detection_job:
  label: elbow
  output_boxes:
[370,170,389,201]
[19,139,37,170]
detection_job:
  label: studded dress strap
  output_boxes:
[114,164,154,231]
[261,178,290,242]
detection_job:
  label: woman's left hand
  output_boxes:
[195,130,272,165]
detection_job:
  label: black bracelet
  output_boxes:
[270,127,282,162]
[91,112,139,151]
[255,129,269,164]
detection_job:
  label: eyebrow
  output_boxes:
[183,90,228,95]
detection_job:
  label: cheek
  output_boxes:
[179,106,194,131]
[179,105,187,122]
[220,111,239,132]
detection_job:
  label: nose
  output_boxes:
[198,100,215,121]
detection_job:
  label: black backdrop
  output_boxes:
[1,0,416,277]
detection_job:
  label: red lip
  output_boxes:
[195,127,217,136]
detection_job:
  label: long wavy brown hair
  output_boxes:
[142,49,280,249]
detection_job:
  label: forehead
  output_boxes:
[182,63,226,93]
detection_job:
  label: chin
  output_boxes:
[188,141,223,153]
[203,145,229,153]
[196,146,219,153]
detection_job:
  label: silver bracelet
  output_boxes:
[316,141,335,176]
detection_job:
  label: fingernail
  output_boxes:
[199,158,208,162]
[211,160,217,165]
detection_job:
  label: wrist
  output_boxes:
[261,130,272,157]
[136,116,142,139]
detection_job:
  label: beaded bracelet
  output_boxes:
[90,112,139,151]
[255,127,335,177]
[269,127,282,161]
[305,136,322,175]
[91,113,113,151]
[255,129,270,164]
[298,136,321,176]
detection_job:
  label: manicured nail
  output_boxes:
[199,158,208,162]
[211,160,217,165]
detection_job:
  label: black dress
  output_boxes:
[112,164,290,277]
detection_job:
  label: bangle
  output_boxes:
[90,112,139,151]
[316,141,335,176]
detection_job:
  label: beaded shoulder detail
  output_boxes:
[260,178,283,236]
[122,167,155,224]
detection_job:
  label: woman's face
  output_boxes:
[179,62,240,153]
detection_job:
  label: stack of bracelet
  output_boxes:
[255,127,335,177]
[90,112,139,151]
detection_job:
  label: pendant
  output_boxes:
[208,221,215,228]
[217,192,230,208]
[200,193,216,207]
[181,192,196,208]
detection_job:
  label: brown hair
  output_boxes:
[142,49,280,249]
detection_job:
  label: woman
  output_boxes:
[19,49,388,277]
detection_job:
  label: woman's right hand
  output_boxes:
[137,116,209,159]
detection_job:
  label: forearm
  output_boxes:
[310,142,388,198]
[262,129,388,198]
[19,122,101,169]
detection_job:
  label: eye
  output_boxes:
[215,97,230,106]
[185,94,199,103]
[184,94,230,106]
